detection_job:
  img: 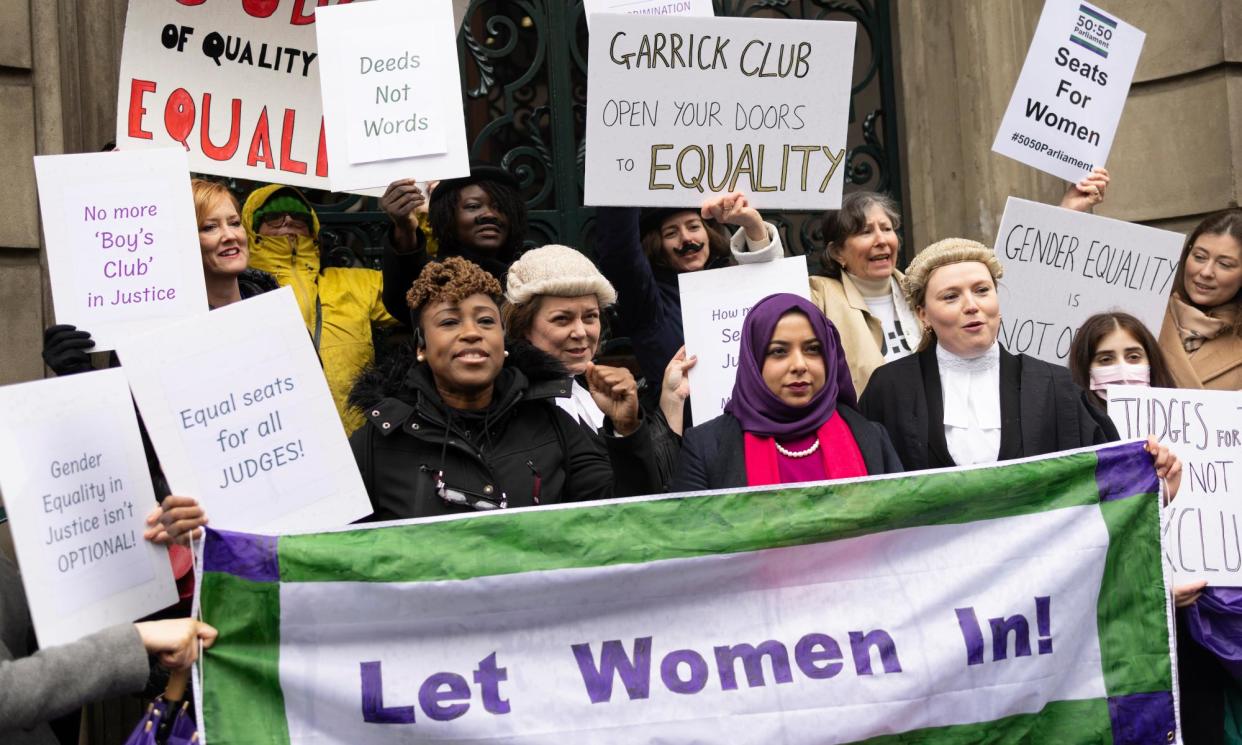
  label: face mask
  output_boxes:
[1089,363,1150,400]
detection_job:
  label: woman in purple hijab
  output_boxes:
[673,293,903,491]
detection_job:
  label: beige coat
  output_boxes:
[809,271,916,393]
[1157,304,1242,390]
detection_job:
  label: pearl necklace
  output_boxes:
[775,438,820,458]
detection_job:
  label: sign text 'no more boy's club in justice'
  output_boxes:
[585,14,856,210]
[993,0,1145,182]
[34,148,209,352]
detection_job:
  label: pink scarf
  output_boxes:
[742,413,867,487]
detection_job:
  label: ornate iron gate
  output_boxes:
[309,0,904,270]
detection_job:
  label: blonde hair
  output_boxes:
[901,238,1005,351]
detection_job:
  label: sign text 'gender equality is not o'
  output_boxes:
[585,14,855,210]
[994,197,1183,365]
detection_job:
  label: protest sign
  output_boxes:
[314,0,470,191]
[994,197,1183,365]
[34,148,209,352]
[114,287,371,534]
[992,0,1145,182]
[583,0,714,29]
[1109,387,1242,587]
[199,441,1175,744]
[584,14,855,210]
[679,256,810,422]
[0,369,176,647]
[116,0,361,189]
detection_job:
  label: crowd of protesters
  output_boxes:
[5,118,1242,745]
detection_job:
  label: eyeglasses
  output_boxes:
[260,211,309,228]
[421,466,507,511]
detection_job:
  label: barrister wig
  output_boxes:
[406,257,503,324]
[901,238,1005,352]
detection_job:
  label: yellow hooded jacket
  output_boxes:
[243,184,396,434]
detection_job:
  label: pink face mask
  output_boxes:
[1089,363,1150,400]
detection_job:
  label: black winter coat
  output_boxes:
[859,345,1119,472]
[672,407,904,491]
[349,343,661,520]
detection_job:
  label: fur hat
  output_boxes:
[504,244,617,307]
[901,237,1005,309]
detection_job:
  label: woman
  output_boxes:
[349,257,658,519]
[595,191,783,388]
[1158,207,1242,390]
[503,244,681,492]
[1068,311,1175,406]
[673,293,902,491]
[859,239,1180,483]
[810,169,1111,393]
[42,179,277,372]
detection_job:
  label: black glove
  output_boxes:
[42,324,96,376]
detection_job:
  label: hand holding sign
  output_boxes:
[701,191,766,242]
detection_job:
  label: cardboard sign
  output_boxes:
[0,369,177,647]
[34,149,209,352]
[992,0,1145,181]
[994,197,1183,365]
[1108,387,1242,587]
[315,0,470,190]
[114,288,371,534]
[583,0,714,29]
[584,14,855,210]
[679,256,810,422]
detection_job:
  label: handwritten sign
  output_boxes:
[315,0,470,190]
[115,288,371,534]
[679,256,810,422]
[584,14,855,210]
[993,197,1183,365]
[0,369,177,647]
[117,0,338,188]
[992,0,1145,181]
[583,0,714,29]
[1108,387,1242,587]
[34,149,209,352]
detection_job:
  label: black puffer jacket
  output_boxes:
[349,342,659,520]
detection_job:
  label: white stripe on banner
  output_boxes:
[278,504,1109,743]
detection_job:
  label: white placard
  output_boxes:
[114,287,371,534]
[584,14,855,210]
[0,369,177,647]
[1108,387,1242,587]
[993,197,1183,365]
[34,149,210,352]
[316,0,471,190]
[583,0,714,29]
[679,256,811,422]
[115,0,470,191]
[992,0,1145,181]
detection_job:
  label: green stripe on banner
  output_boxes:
[200,572,290,745]
[856,698,1109,743]
[279,451,1102,584]
[1097,493,1171,696]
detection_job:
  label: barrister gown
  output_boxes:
[859,344,1118,471]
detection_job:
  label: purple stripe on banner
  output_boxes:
[1107,691,1175,744]
[203,527,279,583]
[1095,441,1159,502]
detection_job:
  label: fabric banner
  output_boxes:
[198,441,1176,744]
